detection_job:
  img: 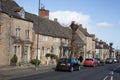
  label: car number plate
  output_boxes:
[60,64,65,66]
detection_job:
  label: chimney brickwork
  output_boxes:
[39,8,49,19]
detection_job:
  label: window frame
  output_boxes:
[16,28,20,38]
[25,30,29,40]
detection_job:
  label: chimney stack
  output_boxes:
[39,7,49,19]
[54,18,58,22]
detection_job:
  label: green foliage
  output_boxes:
[45,53,51,58]
[31,59,40,65]
[10,54,18,63]
[45,53,59,62]
[50,54,55,59]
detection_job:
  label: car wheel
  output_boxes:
[55,68,58,71]
[70,67,74,72]
[78,66,80,71]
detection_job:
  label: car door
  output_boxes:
[72,58,78,70]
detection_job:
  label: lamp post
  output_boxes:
[70,21,78,58]
[35,0,40,71]
[109,42,113,58]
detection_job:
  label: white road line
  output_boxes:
[111,76,113,80]
[103,64,120,80]
[103,76,108,80]
[103,71,114,80]
[111,71,114,80]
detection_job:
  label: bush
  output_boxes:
[10,54,18,63]
[45,53,59,62]
[45,53,51,58]
[31,59,40,65]
[50,54,54,59]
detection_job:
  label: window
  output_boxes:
[25,30,29,40]
[53,48,58,54]
[43,36,48,41]
[53,38,59,42]
[16,28,20,38]
[42,47,46,56]
[21,11,25,18]
[18,8,25,18]
[0,25,1,34]
[14,46,17,54]
[14,46,20,55]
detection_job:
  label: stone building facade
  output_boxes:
[0,0,34,65]
[0,11,34,65]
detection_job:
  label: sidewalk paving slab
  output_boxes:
[0,64,56,80]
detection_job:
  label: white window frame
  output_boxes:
[25,30,29,40]
[43,36,48,41]
[53,38,59,42]
[16,28,20,38]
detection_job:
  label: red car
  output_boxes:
[83,58,99,67]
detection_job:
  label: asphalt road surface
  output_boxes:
[11,63,120,80]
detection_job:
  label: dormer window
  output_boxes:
[18,8,25,18]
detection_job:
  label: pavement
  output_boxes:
[0,64,56,80]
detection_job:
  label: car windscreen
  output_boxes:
[58,59,70,63]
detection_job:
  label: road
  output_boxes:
[11,63,120,80]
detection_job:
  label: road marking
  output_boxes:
[110,71,114,80]
[103,64,120,80]
[103,76,108,80]
[103,71,114,80]
[111,76,113,80]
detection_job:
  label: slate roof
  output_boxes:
[78,24,91,37]
[0,0,20,15]
[63,27,85,45]
[25,12,71,38]
[0,0,32,22]
[0,0,85,45]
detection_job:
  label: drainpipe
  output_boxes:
[9,16,13,65]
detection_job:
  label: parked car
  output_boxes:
[117,58,120,62]
[105,58,114,64]
[95,58,104,66]
[55,58,80,72]
[113,58,119,63]
[83,58,99,67]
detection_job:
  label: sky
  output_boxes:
[15,0,120,49]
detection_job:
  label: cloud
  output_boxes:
[96,22,112,28]
[49,11,90,27]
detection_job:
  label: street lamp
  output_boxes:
[35,0,40,71]
[70,21,79,58]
